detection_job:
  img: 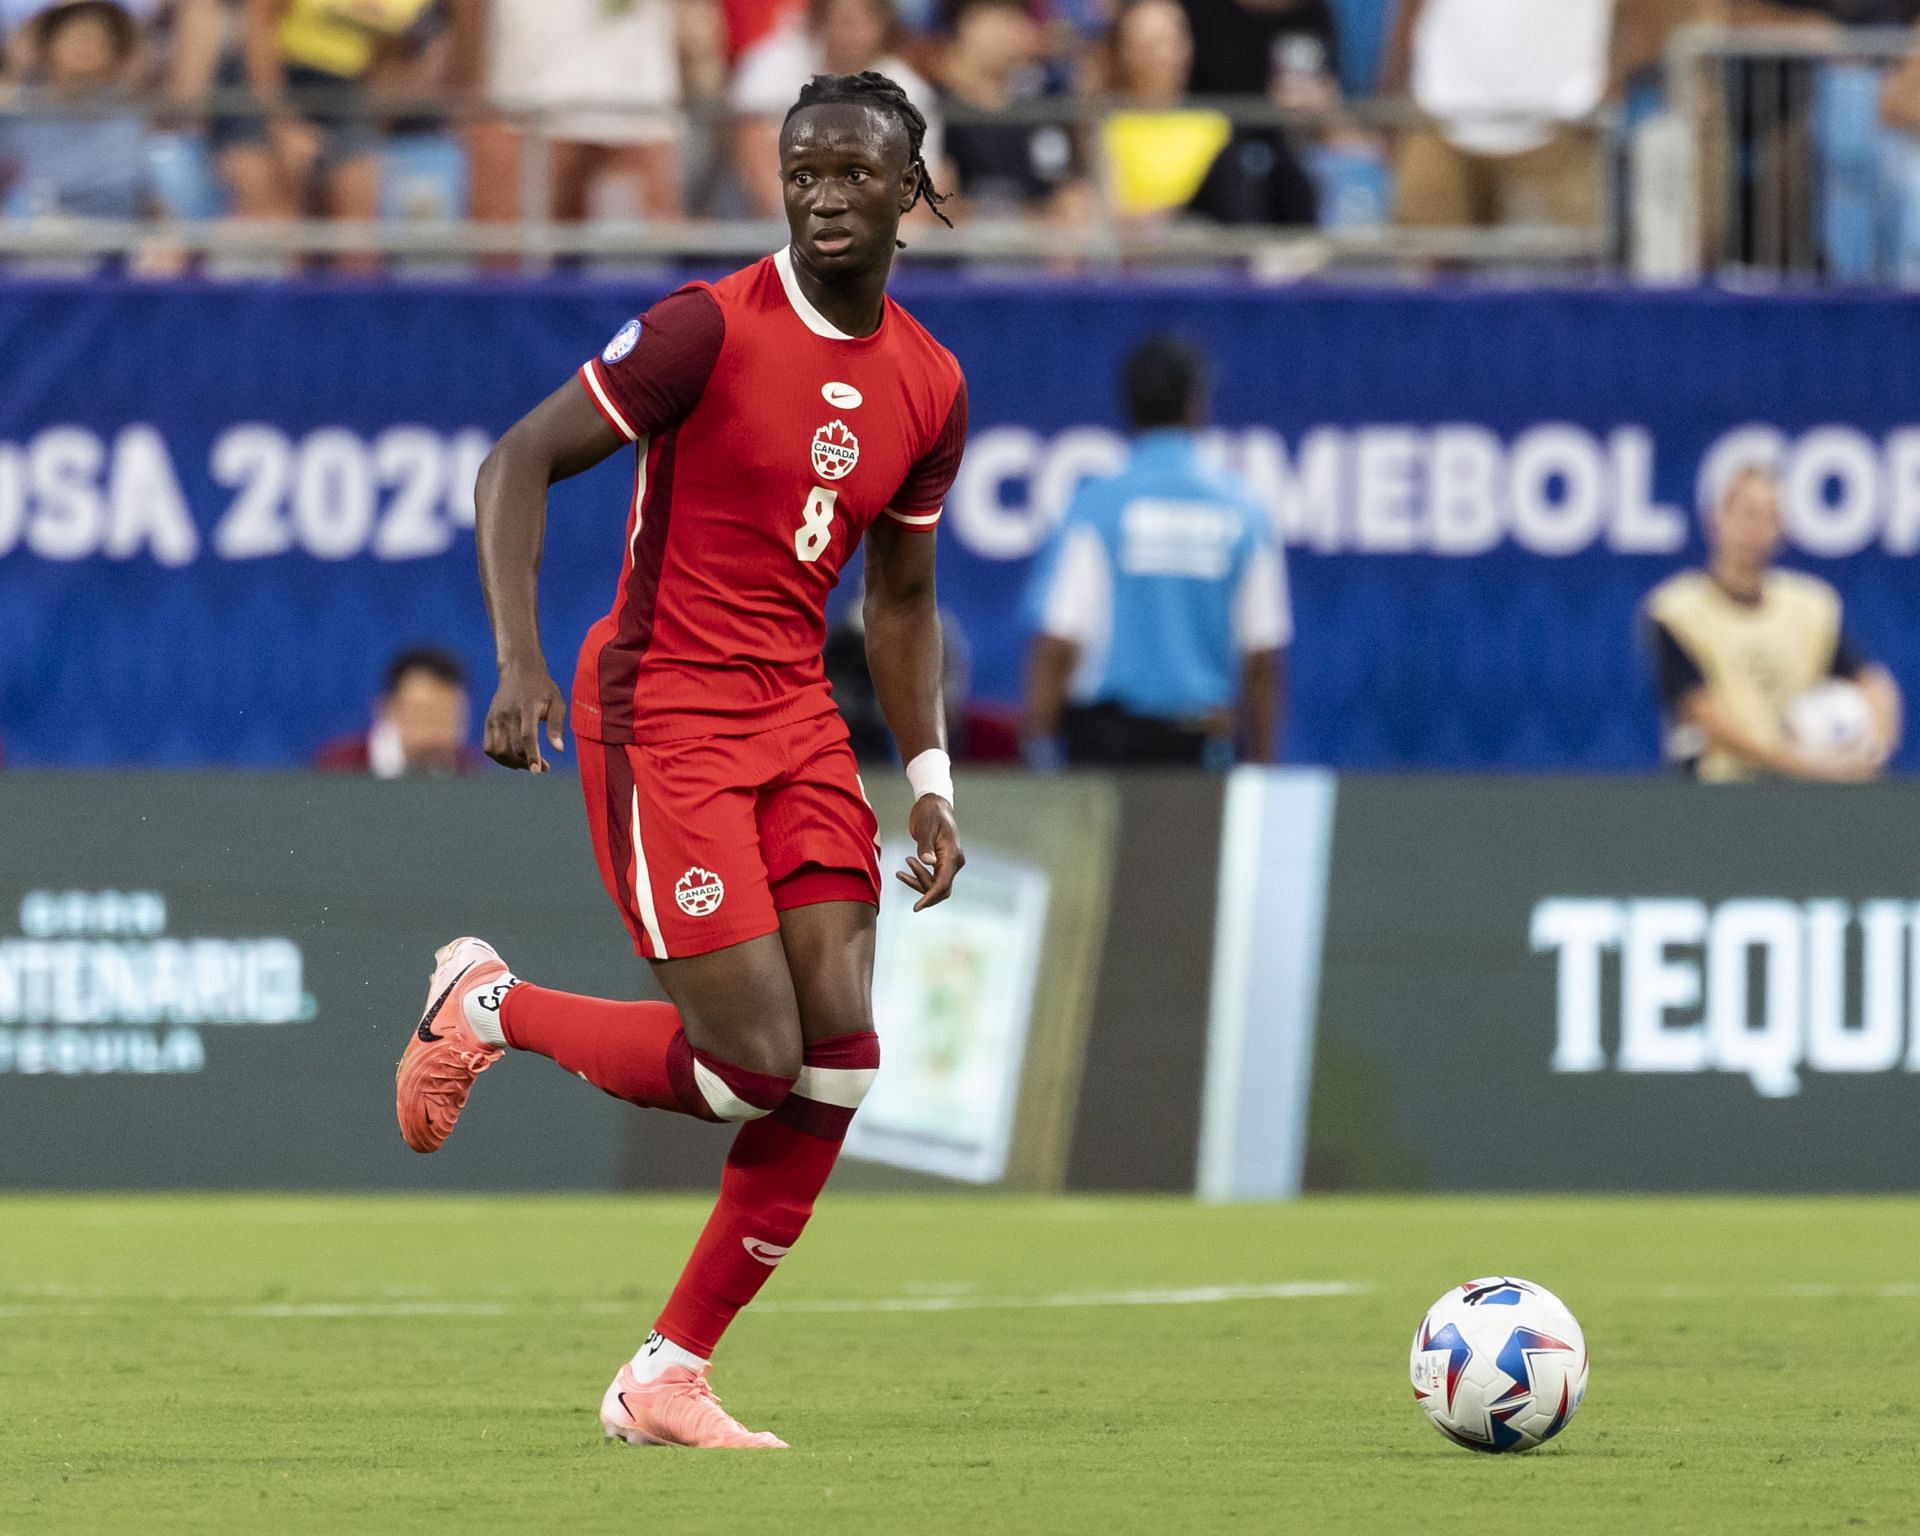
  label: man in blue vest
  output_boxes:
[1025,334,1290,768]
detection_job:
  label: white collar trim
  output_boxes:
[774,245,858,341]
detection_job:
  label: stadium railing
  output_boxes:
[1652,23,1920,284]
[0,88,1617,276]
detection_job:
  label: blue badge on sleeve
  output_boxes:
[602,318,641,364]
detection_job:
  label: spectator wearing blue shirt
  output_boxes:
[1025,334,1291,769]
[0,1,154,221]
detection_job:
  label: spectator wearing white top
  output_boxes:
[729,0,939,218]
[1384,0,1613,230]
[448,0,699,234]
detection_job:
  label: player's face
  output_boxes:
[780,104,915,276]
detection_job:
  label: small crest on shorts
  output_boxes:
[812,419,859,481]
[675,867,725,917]
[602,318,641,364]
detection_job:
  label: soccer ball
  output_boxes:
[1786,679,1873,761]
[1409,1277,1588,1453]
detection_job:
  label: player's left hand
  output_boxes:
[899,795,964,912]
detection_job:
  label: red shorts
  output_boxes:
[576,710,882,961]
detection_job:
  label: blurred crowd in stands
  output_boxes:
[0,0,1918,269]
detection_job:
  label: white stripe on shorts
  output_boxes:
[629,785,669,959]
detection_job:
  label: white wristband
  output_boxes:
[905,748,954,806]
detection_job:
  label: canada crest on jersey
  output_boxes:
[811,419,859,481]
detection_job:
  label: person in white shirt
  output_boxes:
[728,0,938,217]
[450,0,691,234]
[1383,0,1613,229]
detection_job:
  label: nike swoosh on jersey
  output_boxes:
[415,962,476,1042]
[821,381,863,409]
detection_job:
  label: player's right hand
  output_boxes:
[484,665,568,773]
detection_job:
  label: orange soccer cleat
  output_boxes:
[599,1363,789,1450]
[394,937,515,1153]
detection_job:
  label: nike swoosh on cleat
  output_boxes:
[415,962,476,1042]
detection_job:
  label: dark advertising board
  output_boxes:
[16,771,1911,1195]
[0,775,640,1189]
[0,772,1118,1193]
[1305,780,1920,1192]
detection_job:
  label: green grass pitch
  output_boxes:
[3,1194,1918,1535]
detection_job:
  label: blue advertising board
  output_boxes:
[3,276,1917,768]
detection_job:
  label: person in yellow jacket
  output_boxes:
[215,0,437,262]
[1643,465,1903,782]
[1100,0,1230,220]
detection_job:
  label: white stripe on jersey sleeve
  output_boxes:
[883,506,943,528]
[581,359,639,442]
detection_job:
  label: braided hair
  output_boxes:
[785,71,954,239]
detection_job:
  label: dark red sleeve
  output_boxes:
[578,287,725,442]
[888,378,969,518]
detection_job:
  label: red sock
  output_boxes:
[654,1030,880,1358]
[498,985,792,1122]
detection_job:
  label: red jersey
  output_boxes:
[571,249,968,746]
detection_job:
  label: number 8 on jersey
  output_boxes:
[796,487,837,563]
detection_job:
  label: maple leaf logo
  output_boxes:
[811,419,860,481]
[674,867,725,917]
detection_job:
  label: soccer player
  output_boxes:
[393,71,968,1450]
